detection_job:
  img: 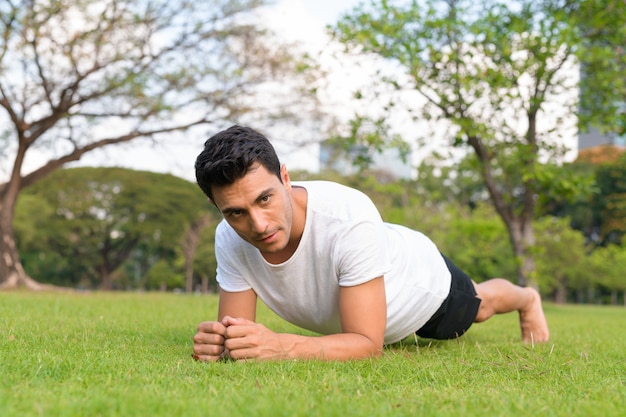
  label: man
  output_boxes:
[192,125,549,362]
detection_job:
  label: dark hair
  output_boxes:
[194,125,282,200]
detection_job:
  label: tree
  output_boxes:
[592,153,626,245]
[17,167,212,289]
[533,216,589,303]
[546,151,626,246]
[576,0,626,136]
[332,0,614,285]
[0,0,319,289]
[192,225,219,293]
[593,243,626,306]
[145,259,184,292]
[181,212,214,293]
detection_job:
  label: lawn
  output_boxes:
[1,291,624,417]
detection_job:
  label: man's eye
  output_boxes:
[229,210,243,217]
[261,195,271,203]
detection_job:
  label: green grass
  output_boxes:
[1,292,624,417]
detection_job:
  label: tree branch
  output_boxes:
[18,116,212,190]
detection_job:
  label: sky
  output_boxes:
[300,0,361,23]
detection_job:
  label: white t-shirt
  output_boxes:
[215,181,451,344]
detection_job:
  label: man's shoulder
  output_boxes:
[215,220,241,244]
[293,180,350,192]
[295,180,372,202]
[297,181,381,222]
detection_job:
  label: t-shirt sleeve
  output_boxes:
[335,220,391,287]
[214,223,252,292]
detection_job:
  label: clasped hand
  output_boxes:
[192,316,285,362]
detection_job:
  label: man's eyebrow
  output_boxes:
[220,187,275,214]
[255,187,274,201]
[220,207,239,215]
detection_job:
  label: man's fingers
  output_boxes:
[193,320,237,363]
[197,320,227,335]
[221,316,253,327]
[224,323,257,340]
[193,331,225,346]
[193,340,225,357]
[192,319,262,363]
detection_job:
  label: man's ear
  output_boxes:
[280,164,291,189]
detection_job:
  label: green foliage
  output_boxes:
[331,0,612,285]
[298,170,518,285]
[545,154,626,246]
[527,162,597,215]
[192,225,219,292]
[0,0,320,288]
[415,153,488,208]
[325,115,412,172]
[432,204,517,282]
[15,167,213,289]
[294,166,626,299]
[593,153,626,243]
[1,292,625,417]
[575,0,626,134]
[536,159,597,225]
[19,251,79,288]
[14,161,626,299]
[533,216,590,299]
[145,259,184,291]
[585,242,626,292]
[13,194,54,247]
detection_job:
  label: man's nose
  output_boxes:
[249,210,269,233]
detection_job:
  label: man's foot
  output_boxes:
[519,287,550,344]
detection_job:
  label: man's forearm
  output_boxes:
[220,316,384,361]
[282,332,383,361]
[228,331,383,361]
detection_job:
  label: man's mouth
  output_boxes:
[258,230,278,242]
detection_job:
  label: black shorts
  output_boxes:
[416,255,481,340]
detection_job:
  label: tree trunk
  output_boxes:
[0,172,54,290]
[181,214,212,293]
[0,213,61,290]
[99,265,113,291]
[504,217,536,287]
[554,285,568,304]
[201,275,209,294]
[0,220,46,290]
[465,132,537,288]
[0,135,56,290]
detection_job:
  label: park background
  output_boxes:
[1,1,625,416]
[2,0,625,304]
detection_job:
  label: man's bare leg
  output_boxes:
[473,278,550,343]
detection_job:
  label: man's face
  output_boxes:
[211,163,294,258]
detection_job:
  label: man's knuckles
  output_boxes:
[193,332,225,345]
[198,321,227,334]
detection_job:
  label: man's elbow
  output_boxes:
[361,337,384,359]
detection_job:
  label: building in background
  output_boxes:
[579,125,626,150]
